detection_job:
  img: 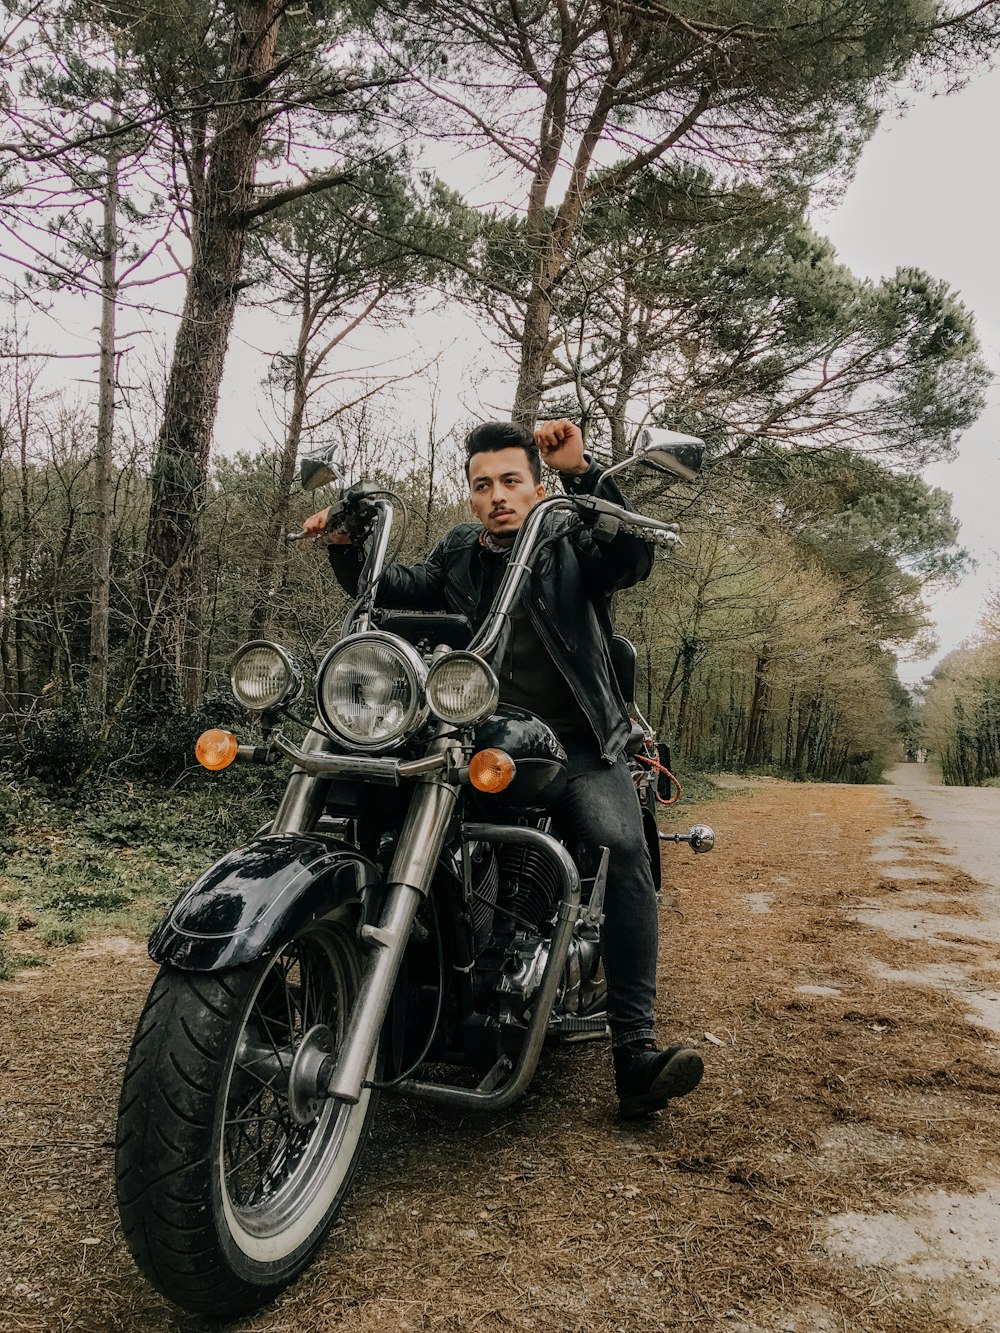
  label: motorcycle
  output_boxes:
[113,429,715,1316]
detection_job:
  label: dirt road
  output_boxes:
[2,775,999,1333]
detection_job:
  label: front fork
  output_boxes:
[321,771,459,1104]
[278,729,461,1115]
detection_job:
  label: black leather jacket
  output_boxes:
[328,458,653,763]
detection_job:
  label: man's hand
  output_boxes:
[534,419,588,476]
[302,507,351,545]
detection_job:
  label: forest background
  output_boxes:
[3,0,1000,794]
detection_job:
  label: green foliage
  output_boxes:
[0,774,281,952]
[922,603,1000,785]
[621,495,904,784]
[39,923,83,947]
[17,686,248,786]
[45,884,132,919]
[753,448,969,644]
[534,167,988,472]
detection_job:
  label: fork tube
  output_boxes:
[269,716,337,835]
[323,758,460,1105]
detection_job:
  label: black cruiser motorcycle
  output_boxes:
[114,430,715,1316]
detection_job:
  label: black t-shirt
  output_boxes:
[480,548,588,742]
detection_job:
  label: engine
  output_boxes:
[471,839,605,1033]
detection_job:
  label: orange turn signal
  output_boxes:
[195,729,239,772]
[468,747,516,793]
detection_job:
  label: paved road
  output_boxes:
[884,761,1000,892]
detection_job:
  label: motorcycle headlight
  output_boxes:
[231,642,304,712]
[426,652,499,727]
[316,633,427,750]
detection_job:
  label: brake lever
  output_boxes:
[286,482,379,545]
[573,495,682,546]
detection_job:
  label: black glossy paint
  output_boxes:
[148,834,382,971]
[473,705,567,806]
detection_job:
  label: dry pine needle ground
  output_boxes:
[1,780,998,1333]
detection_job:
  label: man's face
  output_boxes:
[468,447,545,542]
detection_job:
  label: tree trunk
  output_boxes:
[140,0,283,707]
[248,348,307,639]
[744,650,771,768]
[513,283,555,426]
[673,635,700,758]
[88,124,119,719]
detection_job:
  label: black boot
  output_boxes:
[613,1041,704,1119]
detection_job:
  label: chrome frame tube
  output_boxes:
[354,498,395,632]
[468,496,579,662]
[269,732,448,784]
[395,822,581,1111]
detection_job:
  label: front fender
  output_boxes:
[147,834,382,972]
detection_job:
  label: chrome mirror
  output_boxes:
[298,444,344,492]
[635,427,704,483]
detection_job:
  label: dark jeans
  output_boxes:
[552,735,659,1048]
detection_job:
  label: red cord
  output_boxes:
[634,749,682,805]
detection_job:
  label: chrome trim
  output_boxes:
[468,496,580,661]
[355,498,395,633]
[314,630,428,752]
[270,731,448,785]
[269,714,340,835]
[321,738,463,1104]
[230,640,304,713]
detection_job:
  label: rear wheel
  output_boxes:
[115,916,378,1316]
[642,807,662,895]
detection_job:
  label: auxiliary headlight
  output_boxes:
[426,652,499,727]
[316,632,427,750]
[230,642,304,712]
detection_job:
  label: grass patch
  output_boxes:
[45,885,133,919]
[0,768,280,948]
[39,922,84,947]
[660,767,729,809]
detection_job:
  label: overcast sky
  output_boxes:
[818,65,1000,683]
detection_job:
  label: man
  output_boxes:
[303,418,703,1118]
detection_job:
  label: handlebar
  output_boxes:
[289,477,680,659]
[286,481,384,547]
[467,493,679,662]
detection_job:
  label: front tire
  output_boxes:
[115,916,378,1316]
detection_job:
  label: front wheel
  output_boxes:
[115,915,379,1316]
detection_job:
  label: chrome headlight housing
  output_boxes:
[316,632,427,750]
[426,652,499,727]
[231,641,304,712]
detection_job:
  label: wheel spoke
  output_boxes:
[284,948,300,1036]
[219,922,369,1226]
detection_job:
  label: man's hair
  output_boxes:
[464,421,542,486]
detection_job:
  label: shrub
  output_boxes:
[18,687,247,788]
[41,923,83,947]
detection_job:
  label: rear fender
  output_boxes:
[147,833,382,971]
